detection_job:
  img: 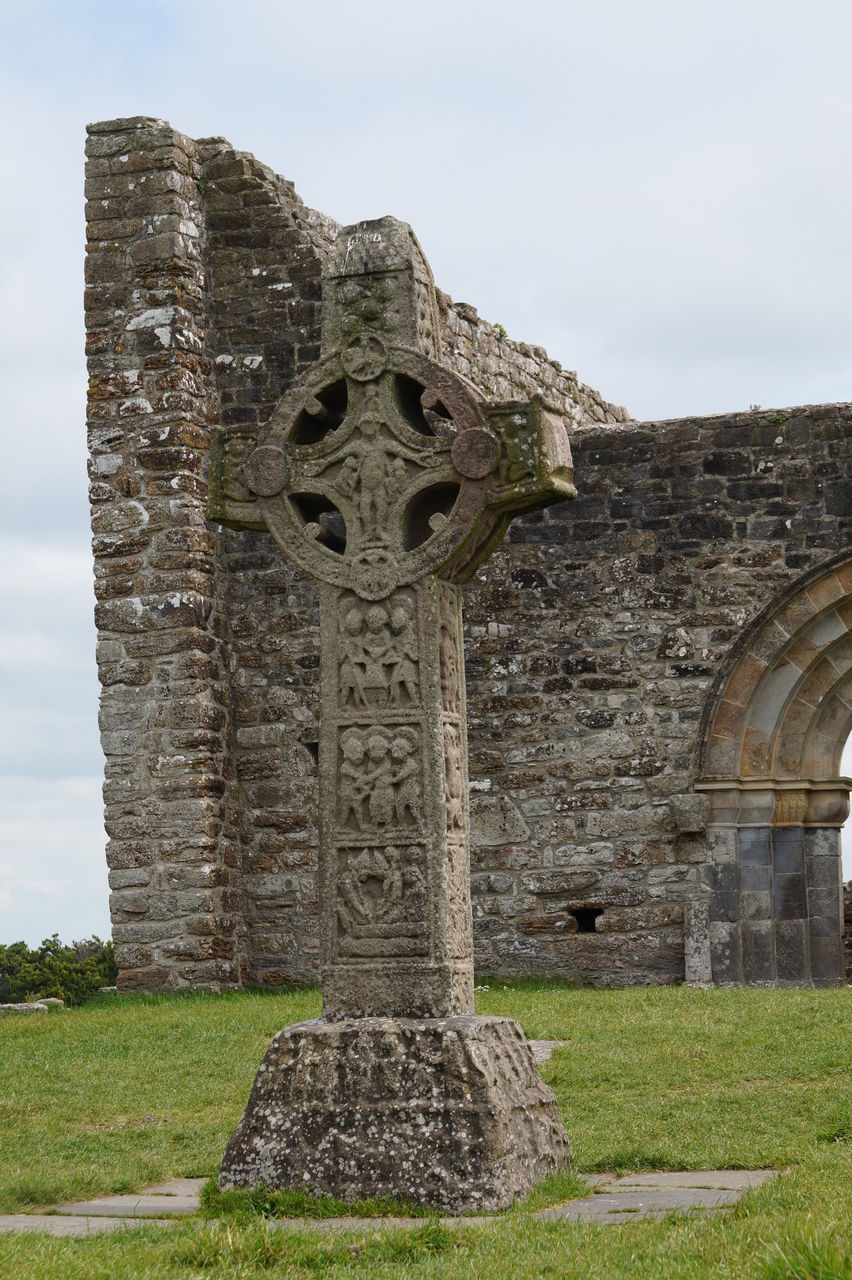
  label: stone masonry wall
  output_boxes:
[86,118,851,990]
[85,119,244,989]
[465,405,850,983]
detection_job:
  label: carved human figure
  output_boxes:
[444,724,465,832]
[339,608,367,708]
[388,601,418,706]
[391,734,422,827]
[335,455,360,501]
[338,850,373,932]
[339,729,368,830]
[389,455,409,498]
[365,732,395,827]
[403,852,426,912]
[437,590,460,713]
[361,605,391,705]
[440,630,458,713]
[330,417,429,540]
[378,846,404,923]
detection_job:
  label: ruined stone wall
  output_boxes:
[465,405,851,983]
[85,119,247,990]
[86,118,851,991]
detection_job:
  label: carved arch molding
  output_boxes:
[696,551,852,986]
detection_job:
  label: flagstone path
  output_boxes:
[0,1170,775,1237]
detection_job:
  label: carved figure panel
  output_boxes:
[443,723,466,833]
[336,845,428,957]
[438,587,461,715]
[337,726,424,834]
[338,590,419,710]
[446,840,472,959]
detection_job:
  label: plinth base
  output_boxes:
[219,1015,570,1212]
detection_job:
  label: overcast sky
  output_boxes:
[0,0,850,946]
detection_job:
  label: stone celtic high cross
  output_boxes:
[211,217,573,1210]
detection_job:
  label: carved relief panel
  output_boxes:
[438,584,461,716]
[337,588,419,712]
[336,725,424,834]
[336,844,428,958]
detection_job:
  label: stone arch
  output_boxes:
[696,552,852,986]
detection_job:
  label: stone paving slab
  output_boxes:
[0,1169,776,1236]
[144,1178,208,1197]
[49,1193,201,1217]
[528,1039,564,1064]
[0,1214,178,1236]
[538,1187,744,1222]
[599,1170,774,1191]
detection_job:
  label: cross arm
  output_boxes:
[207,427,266,531]
[483,397,576,514]
[437,396,576,583]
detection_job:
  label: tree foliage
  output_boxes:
[0,935,117,1006]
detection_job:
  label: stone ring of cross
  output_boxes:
[242,339,502,598]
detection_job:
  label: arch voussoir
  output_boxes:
[698,552,852,989]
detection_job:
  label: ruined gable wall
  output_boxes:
[85,119,244,989]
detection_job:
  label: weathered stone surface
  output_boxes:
[85,118,852,995]
[684,901,712,985]
[0,1003,48,1016]
[214,213,571,1204]
[219,1016,569,1211]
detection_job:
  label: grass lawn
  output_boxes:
[0,981,849,1277]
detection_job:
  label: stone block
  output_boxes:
[739,864,770,893]
[738,828,770,865]
[807,885,841,921]
[668,793,710,833]
[741,922,775,984]
[807,931,844,985]
[470,794,531,845]
[219,1016,569,1211]
[772,828,804,874]
[740,890,772,922]
[710,889,739,924]
[805,828,841,859]
[773,873,806,920]
[806,855,842,889]
[684,900,712,984]
[775,921,807,983]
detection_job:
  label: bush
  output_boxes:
[0,935,117,1006]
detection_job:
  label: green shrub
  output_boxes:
[0,935,117,1006]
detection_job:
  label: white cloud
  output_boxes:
[0,776,109,946]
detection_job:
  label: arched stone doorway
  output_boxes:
[696,552,852,986]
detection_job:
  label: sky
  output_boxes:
[0,0,850,946]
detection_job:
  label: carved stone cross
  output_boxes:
[212,217,573,1210]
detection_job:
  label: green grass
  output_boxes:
[0,982,849,1277]
[200,1178,438,1221]
[200,1168,592,1221]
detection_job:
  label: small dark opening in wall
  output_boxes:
[303,741,319,767]
[572,907,604,934]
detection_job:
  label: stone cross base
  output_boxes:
[219,1016,570,1212]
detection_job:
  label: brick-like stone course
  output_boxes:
[86,118,852,991]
